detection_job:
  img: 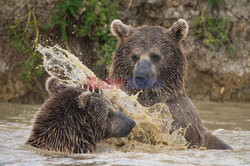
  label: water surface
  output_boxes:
[0,101,249,165]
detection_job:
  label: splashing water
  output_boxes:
[37,44,187,151]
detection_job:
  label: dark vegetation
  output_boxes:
[8,0,118,100]
[193,0,237,56]
[7,9,45,98]
[7,0,236,100]
[43,0,118,66]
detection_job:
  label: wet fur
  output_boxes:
[26,77,135,153]
[26,87,111,153]
[109,19,232,150]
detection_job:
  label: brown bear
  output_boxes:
[109,19,232,150]
[26,77,136,153]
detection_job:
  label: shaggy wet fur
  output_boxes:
[26,77,135,153]
[109,19,232,150]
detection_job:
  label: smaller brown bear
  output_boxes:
[26,77,136,153]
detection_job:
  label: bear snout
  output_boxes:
[129,119,136,129]
[111,112,136,138]
[134,76,147,88]
[133,59,156,89]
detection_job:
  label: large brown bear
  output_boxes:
[26,77,136,153]
[109,19,232,150]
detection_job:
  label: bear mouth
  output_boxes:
[115,126,135,138]
[135,77,147,89]
[132,77,158,90]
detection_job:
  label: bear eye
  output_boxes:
[131,54,139,62]
[108,111,115,118]
[150,53,161,62]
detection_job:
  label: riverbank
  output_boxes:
[0,0,249,104]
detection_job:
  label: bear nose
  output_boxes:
[135,76,147,86]
[133,59,156,89]
[129,120,136,128]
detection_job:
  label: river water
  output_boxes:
[0,101,249,166]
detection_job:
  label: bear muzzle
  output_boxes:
[111,112,136,138]
[133,59,156,89]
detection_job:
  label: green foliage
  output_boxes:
[97,37,117,66]
[228,44,238,57]
[194,11,230,50]
[8,9,45,95]
[194,1,238,57]
[207,0,223,8]
[43,0,82,49]
[45,0,118,66]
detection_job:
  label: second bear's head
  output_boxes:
[46,77,136,140]
[110,19,188,96]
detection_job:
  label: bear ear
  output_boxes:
[169,19,188,41]
[78,91,92,109]
[46,77,67,96]
[111,19,133,39]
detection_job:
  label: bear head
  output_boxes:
[109,19,188,106]
[26,77,135,153]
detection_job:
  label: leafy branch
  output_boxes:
[44,0,118,66]
[8,9,45,98]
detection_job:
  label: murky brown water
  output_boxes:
[0,101,249,165]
